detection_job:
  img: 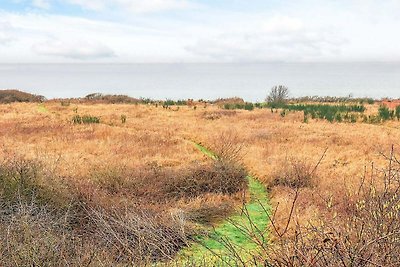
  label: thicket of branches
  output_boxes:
[199,147,400,266]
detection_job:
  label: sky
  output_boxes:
[0,0,399,63]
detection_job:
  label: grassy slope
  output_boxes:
[178,143,270,265]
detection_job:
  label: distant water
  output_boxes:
[1,63,400,101]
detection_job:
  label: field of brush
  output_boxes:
[1,98,400,266]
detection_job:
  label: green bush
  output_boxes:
[163,99,187,106]
[121,114,127,124]
[303,112,309,123]
[72,115,100,124]
[350,114,357,123]
[378,105,391,121]
[335,113,343,122]
[395,106,400,120]
[244,102,254,111]
[223,102,254,111]
[268,103,365,123]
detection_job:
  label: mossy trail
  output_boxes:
[178,143,270,265]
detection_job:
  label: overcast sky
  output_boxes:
[0,0,399,63]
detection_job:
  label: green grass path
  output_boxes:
[178,143,270,265]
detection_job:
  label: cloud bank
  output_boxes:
[32,39,115,59]
[0,0,399,63]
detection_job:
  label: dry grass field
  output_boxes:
[1,99,400,265]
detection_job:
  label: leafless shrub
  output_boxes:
[0,201,99,266]
[213,97,245,107]
[0,89,45,103]
[0,155,195,266]
[185,201,233,225]
[270,157,318,189]
[165,161,247,199]
[210,131,245,163]
[0,155,71,208]
[200,147,400,266]
[91,166,134,195]
[88,207,190,264]
[266,85,289,104]
[202,110,237,120]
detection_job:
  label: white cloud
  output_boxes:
[31,0,50,9]
[0,21,15,45]
[261,16,303,33]
[1,0,400,63]
[65,0,106,11]
[0,12,197,62]
[32,39,116,59]
[186,15,345,62]
[66,0,195,13]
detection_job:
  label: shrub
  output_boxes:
[266,85,289,104]
[0,155,194,265]
[303,113,309,123]
[244,102,254,111]
[201,148,400,267]
[165,161,247,199]
[72,115,100,124]
[209,131,244,163]
[121,114,127,124]
[378,105,391,121]
[72,115,82,124]
[267,103,365,123]
[396,106,400,120]
[0,157,40,201]
[213,97,245,107]
[0,203,91,266]
[163,99,187,106]
[88,207,189,263]
[85,93,140,104]
[0,155,72,209]
[60,101,70,106]
[335,113,343,122]
[270,158,316,189]
[222,102,255,110]
[202,110,237,120]
[350,114,357,123]
[0,90,46,103]
[185,201,233,224]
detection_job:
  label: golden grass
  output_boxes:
[3,102,398,219]
[2,101,400,264]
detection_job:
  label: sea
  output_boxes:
[1,62,400,101]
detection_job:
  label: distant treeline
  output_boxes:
[53,93,198,106]
[289,96,375,104]
[267,103,366,123]
[0,90,393,109]
[0,90,46,103]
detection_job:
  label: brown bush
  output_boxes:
[0,155,72,208]
[0,89,45,103]
[91,160,247,203]
[270,158,317,189]
[201,148,400,266]
[266,155,400,267]
[88,207,190,263]
[202,110,237,120]
[0,155,196,265]
[185,200,233,224]
[84,93,141,104]
[213,97,245,107]
[209,131,244,163]
[164,161,247,199]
